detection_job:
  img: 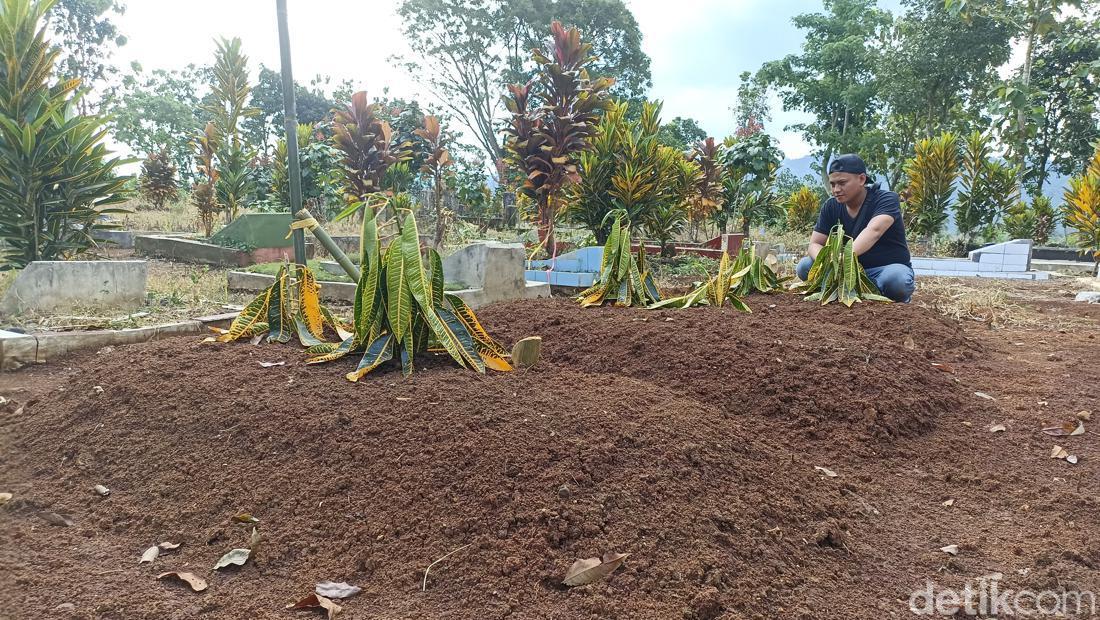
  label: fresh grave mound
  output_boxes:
[0,296,981,619]
[478,295,979,442]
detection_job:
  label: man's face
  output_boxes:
[828,172,866,203]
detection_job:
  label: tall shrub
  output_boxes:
[206,37,257,221]
[503,21,612,253]
[139,150,178,211]
[1063,146,1100,273]
[903,132,959,239]
[0,0,128,268]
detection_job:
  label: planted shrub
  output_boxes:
[647,250,753,312]
[139,150,178,211]
[576,212,661,308]
[795,224,891,306]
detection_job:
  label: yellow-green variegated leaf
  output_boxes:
[295,315,327,347]
[346,333,394,382]
[445,293,508,357]
[297,267,324,339]
[306,334,356,364]
[437,308,486,373]
[266,265,293,344]
[386,242,413,343]
[727,295,752,313]
[321,306,354,341]
[217,283,274,342]
[429,249,445,308]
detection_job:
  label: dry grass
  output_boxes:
[915,277,1093,330]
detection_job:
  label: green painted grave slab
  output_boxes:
[210,213,294,249]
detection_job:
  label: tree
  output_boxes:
[0,0,129,268]
[244,65,335,154]
[758,0,891,184]
[946,0,1086,195]
[104,64,206,184]
[1026,15,1100,195]
[719,133,784,236]
[205,37,258,221]
[331,92,406,207]
[731,71,772,136]
[656,116,707,152]
[504,21,612,253]
[395,0,650,173]
[192,123,220,237]
[45,0,125,112]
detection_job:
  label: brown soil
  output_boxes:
[1,292,1098,619]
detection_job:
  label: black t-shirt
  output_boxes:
[814,186,911,269]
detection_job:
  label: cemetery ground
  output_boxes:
[1,276,1098,619]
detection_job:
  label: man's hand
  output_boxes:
[807,231,828,260]
[852,214,894,256]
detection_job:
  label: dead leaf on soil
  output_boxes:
[1051,445,1069,459]
[232,512,260,523]
[139,546,160,564]
[1077,410,1091,421]
[157,571,208,592]
[903,335,916,350]
[1066,455,1079,464]
[1041,420,1084,437]
[201,336,217,343]
[212,548,251,570]
[989,424,1006,433]
[943,499,955,507]
[249,334,263,346]
[974,391,995,401]
[562,552,630,587]
[93,484,110,496]
[0,492,12,506]
[158,541,181,551]
[940,544,959,555]
[259,361,285,368]
[930,362,954,374]
[287,593,342,618]
[249,527,260,552]
[814,466,839,478]
[315,581,361,599]
[38,511,72,526]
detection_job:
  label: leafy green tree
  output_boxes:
[45,0,125,111]
[1026,16,1100,194]
[946,0,1086,194]
[244,65,335,154]
[104,64,206,183]
[0,0,129,268]
[731,71,772,136]
[656,116,706,152]
[903,132,959,238]
[395,0,650,172]
[719,133,784,236]
[263,124,341,220]
[758,0,891,184]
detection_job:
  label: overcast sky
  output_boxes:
[110,0,909,161]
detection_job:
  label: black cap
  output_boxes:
[828,154,867,176]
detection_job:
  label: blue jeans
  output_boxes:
[796,256,915,303]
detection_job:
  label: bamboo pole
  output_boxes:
[294,209,360,281]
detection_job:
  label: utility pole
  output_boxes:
[276,0,307,265]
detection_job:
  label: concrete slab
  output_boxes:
[136,234,309,267]
[442,242,550,307]
[1076,291,1100,303]
[0,261,147,316]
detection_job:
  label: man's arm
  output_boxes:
[808,231,828,259]
[851,214,894,256]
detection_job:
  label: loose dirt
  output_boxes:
[1,292,1098,619]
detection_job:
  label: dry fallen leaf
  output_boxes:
[158,542,181,551]
[287,593,342,619]
[563,552,630,587]
[213,548,251,570]
[0,492,11,506]
[157,571,208,592]
[1051,445,1069,459]
[94,484,110,497]
[201,336,217,343]
[930,362,954,374]
[1066,455,1079,465]
[1041,420,1084,437]
[249,334,263,346]
[940,544,959,555]
[1077,410,1091,421]
[942,499,955,507]
[974,391,995,401]
[989,424,1006,433]
[139,546,160,564]
[232,512,260,524]
[903,335,916,350]
[38,511,72,527]
[315,581,361,599]
[814,466,839,478]
[259,361,285,368]
[249,527,261,554]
